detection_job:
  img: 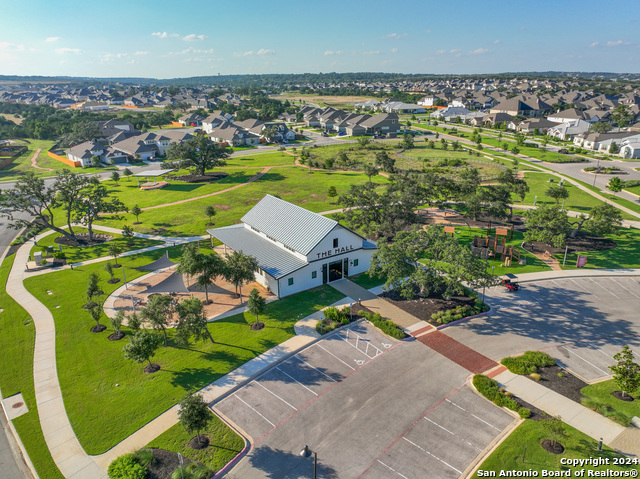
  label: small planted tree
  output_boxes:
[139,294,174,347]
[545,185,570,205]
[123,329,162,373]
[121,225,135,246]
[205,205,216,226]
[224,251,259,303]
[104,261,119,284]
[108,243,122,267]
[178,394,213,448]
[123,168,133,182]
[84,272,103,309]
[541,415,567,453]
[88,305,106,333]
[128,312,141,332]
[610,345,640,399]
[327,186,338,203]
[247,288,266,330]
[195,253,226,304]
[608,176,622,197]
[175,297,215,346]
[131,205,142,224]
[363,164,378,184]
[111,171,120,185]
[109,309,126,340]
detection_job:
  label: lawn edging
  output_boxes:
[435,306,493,330]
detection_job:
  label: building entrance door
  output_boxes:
[328,260,343,282]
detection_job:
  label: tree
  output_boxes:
[131,204,142,224]
[590,121,612,134]
[0,172,81,243]
[54,170,91,238]
[261,125,278,143]
[357,137,371,148]
[123,330,162,371]
[110,310,125,338]
[166,135,229,176]
[611,104,632,128]
[452,140,460,151]
[545,185,570,205]
[374,151,395,173]
[510,146,520,156]
[278,145,286,156]
[175,297,215,346]
[224,251,259,303]
[427,140,435,149]
[104,261,115,281]
[541,415,566,448]
[610,346,640,398]
[91,156,102,168]
[195,253,226,304]
[401,134,414,150]
[128,312,141,332]
[178,394,213,447]
[205,205,216,226]
[88,305,104,332]
[65,121,103,145]
[363,164,378,183]
[327,186,338,202]
[177,243,200,287]
[111,171,120,185]
[84,272,103,309]
[108,243,122,267]
[122,225,135,245]
[123,168,133,182]
[247,288,266,326]
[569,203,623,238]
[524,205,570,248]
[74,182,126,241]
[608,176,622,196]
[139,294,174,347]
[609,142,620,154]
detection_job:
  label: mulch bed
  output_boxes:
[250,322,265,330]
[107,278,121,284]
[381,288,475,324]
[170,172,229,183]
[189,435,210,450]
[514,397,546,421]
[541,439,565,454]
[90,324,107,333]
[523,233,616,255]
[108,331,125,341]
[612,390,634,402]
[528,365,588,404]
[55,233,113,247]
[145,363,161,374]
[147,448,194,479]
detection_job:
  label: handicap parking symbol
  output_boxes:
[355,359,365,366]
[382,343,392,349]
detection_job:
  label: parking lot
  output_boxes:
[443,276,640,382]
[215,321,398,442]
[362,387,514,479]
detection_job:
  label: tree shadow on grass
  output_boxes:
[246,445,338,479]
[256,172,286,182]
[165,367,218,391]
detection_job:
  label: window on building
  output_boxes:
[354,259,359,267]
[333,238,338,248]
[312,271,317,279]
[288,278,294,286]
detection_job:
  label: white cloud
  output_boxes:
[385,33,407,39]
[185,57,204,63]
[55,47,82,55]
[449,49,461,54]
[590,42,599,48]
[134,51,149,56]
[362,50,381,55]
[152,32,179,39]
[424,29,431,33]
[391,48,398,54]
[436,49,446,55]
[469,48,489,55]
[183,34,206,42]
[324,50,344,56]
[234,48,275,57]
[45,36,60,43]
[0,42,25,61]
[607,40,630,46]
[169,47,215,56]
[100,52,130,63]
[493,40,502,44]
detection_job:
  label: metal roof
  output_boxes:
[241,195,337,255]
[207,224,308,279]
[133,169,174,177]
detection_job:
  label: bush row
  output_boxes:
[360,310,407,339]
[581,398,632,427]
[473,374,530,418]
[316,305,352,335]
[500,351,556,375]
[430,295,489,325]
[109,448,213,479]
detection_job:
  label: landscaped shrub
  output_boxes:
[132,448,155,468]
[605,410,632,427]
[360,311,406,339]
[501,351,556,375]
[431,305,475,324]
[473,374,519,412]
[529,373,541,381]
[581,398,632,426]
[172,463,214,479]
[518,407,532,418]
[108,454,147,479]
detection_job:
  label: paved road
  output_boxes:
[0,411,31,479]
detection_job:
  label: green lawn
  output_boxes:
[30,227,165,263]
[472,419,636,477]
[23,250,345,454]
[225,151,296,167]
[146,415,244,473]
[623,185,640,196]
[559,226,640,270]
[350,272,385,290]
[581,379,640,419]
[0,139,60,179]
[104,168,259,210]
[0,255,64,479]
[95,166,388,236]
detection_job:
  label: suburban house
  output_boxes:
[573,131,635,152]
[619,136,640,158]
[65,140,129,166]
[546,119,591,140]
[547,108,586,124]
[93,120,135,137]
[202,111,234,134]
[417,96,440,107]
[178,113,204,127]
[207,122,260,146]
[480,112,513,127]
[359,113,401,136]
[207,195,376,298]
[379,101,426,114]
[508,118,557,133]
[490,96,552,117]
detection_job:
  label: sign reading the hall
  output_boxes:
[316,245,355,259]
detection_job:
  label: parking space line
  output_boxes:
[445,399,465,411]
[234,395,275,427]
[402,437,462,474]
[565,346,609,375]
[275,367,319,396]
[255,380,297,411]
[471,414,501,432]
[293,356,338,382]
[338,328,383,359]
[316,344,356,370]
[587,342,614,359]
[423,417,482,451]
[568,278,599,299]
[609,278,640,298]
[376,460,409,479]
[589,278,619,299]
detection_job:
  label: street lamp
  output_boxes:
[300,445,317,479]
[592,158,600,187]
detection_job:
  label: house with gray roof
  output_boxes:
[207,194,376,298]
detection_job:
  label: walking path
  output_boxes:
[29,148,53,171]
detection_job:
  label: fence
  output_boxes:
[47,150,81,168]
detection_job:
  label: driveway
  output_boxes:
[442,275,640,382]
[216,322,515,478]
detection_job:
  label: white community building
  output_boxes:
[207,195,377,298]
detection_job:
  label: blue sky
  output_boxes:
[1,0,638,78]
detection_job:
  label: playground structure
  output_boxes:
[469,226,523,267]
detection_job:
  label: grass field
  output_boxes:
[225,151,297,167]
[146,415,244,473]
[0,255,64,479]
[95,166,388,236]
[559,226,640,270]
[472,419,636,477]
[30,227,165,264]
[581,379,640,419]
[23,249,345,454]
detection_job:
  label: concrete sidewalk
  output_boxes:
[495,370,626,446]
